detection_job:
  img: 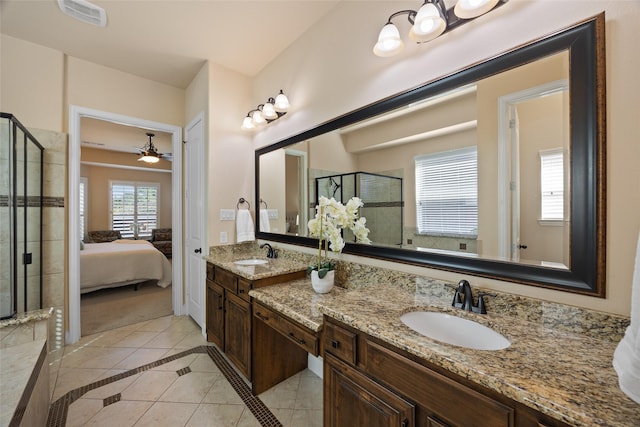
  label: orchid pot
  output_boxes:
[306,196,371,293]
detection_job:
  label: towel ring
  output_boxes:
[237,198,250,210]
[260,198,268,209]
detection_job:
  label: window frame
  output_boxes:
[539,148,564,224]
[414,146,478,238]
[109,180,160,240]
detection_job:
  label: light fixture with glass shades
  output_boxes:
[373,0,507,57]
[241,90,290,131]
[137,132,162,163]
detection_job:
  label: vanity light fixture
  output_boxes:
[373,0,507,57]
[241,90,290,131]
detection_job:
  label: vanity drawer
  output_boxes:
[363,339,514,427]
[237,278,252,302]
[253,302,318,356]
[323,320,357,365]
[214,266,238,293]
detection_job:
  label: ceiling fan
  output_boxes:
[137,132,171,163]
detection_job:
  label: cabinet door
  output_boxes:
[325,352,415,427]
[225,292,251,379]
[206,281,224,348]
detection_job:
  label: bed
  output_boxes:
[80,239,172,294]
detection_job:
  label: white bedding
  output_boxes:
[80,239,172,293]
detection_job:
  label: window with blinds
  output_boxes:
[110,181,159,239]
[80,177,87,239]
[415,146,478,236]
[540,149,564,221]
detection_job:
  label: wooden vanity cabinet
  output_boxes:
[205,262,305,380]
[323,316,570,427]
[252,301,319,394]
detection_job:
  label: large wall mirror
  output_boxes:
[256,14,606,296]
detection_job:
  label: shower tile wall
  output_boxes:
[30,128,66,351]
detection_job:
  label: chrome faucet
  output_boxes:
[260,243,278,259]
[451,280,494,314]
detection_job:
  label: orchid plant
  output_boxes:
[307,196,371,278]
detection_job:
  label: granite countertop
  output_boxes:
[0,308,53,329]
[250,280,640,427]
[204,254,308,281]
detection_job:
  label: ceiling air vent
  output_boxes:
[57,0,107,27]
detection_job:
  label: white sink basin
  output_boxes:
[400,311,510,351]
[233,259,268,266]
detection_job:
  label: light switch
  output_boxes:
[220,209,235,221]
[267,209,278,219]
[220,231,228,243]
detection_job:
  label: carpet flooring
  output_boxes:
[81,281,173,336]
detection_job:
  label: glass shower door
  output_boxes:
[0,118,12,318]
[0,113,43,319]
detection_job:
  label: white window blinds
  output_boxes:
[415,146,478,236]
[110,181,159,239]
[540,149,564,221]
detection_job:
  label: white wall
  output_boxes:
[250,1,640,316]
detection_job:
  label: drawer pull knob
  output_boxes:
[288,332,306,345]
[331,340,339,349]
[401,418,409,427]
[239,289,245,293]
[255,312,269,321]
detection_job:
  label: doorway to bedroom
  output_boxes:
[67,107,183,343]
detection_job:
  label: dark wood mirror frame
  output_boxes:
[256,13,606,296]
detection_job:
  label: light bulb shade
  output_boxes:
[373,23,404,57]
[139,154,160,164]
[454,0,500,19]
[242,116,255,130]
[274,91,290,112]
[262,101,278,119]
[252,110,266,125]
[409,2,446,42]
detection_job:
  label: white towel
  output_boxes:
[259,209,271,232]
[236,210,255,242]
[613,230,640,404]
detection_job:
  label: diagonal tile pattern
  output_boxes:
[48,315,323,426]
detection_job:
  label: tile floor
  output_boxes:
[48,315,323,426]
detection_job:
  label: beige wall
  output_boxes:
[252,1,640,316]
[66,57,185,129]
[206,63,253,246]
[0,35,65,131]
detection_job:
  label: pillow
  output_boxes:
[88,230,121,243]
[154,231,172,241]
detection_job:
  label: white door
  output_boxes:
[185,113,205,328]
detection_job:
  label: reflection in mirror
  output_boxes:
[261,52,570,265]
[256,14,605,296]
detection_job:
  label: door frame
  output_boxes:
[67,105,184,344]
[497,80,568,260]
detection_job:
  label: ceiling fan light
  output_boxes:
[274,91,290,112]
[409,2,446,42]
[139,153,160,164]
[262,100,278,119]
[454,0,500,19]
[374,23,404,57]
